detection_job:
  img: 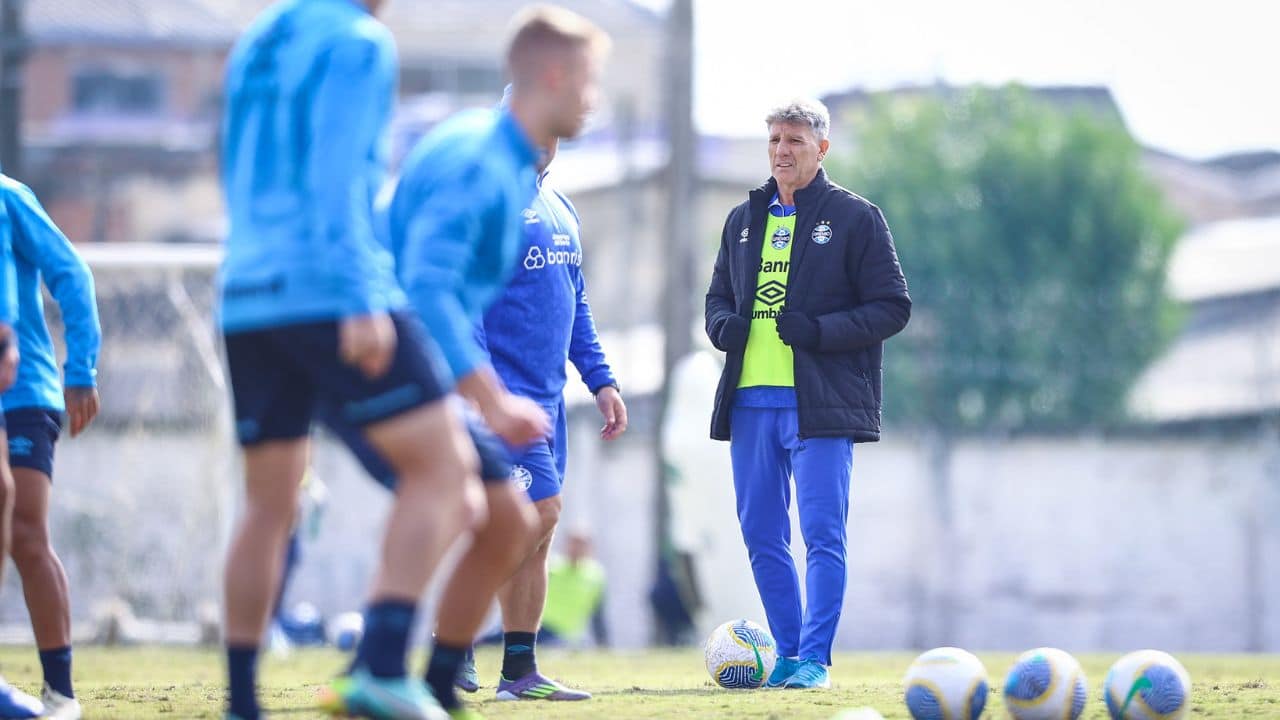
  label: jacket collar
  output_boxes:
[750,167,830,209]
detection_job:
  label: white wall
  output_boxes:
[4,420,1277,654]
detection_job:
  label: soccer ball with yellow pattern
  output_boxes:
[902,647,989,719]
[703,619,777,689]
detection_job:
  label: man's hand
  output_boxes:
[776,310,820,350]
[64,386,101,438]
[594,385,628,440]
[0,324,18,393]
[482,392,551,447]
[339,312,397,379]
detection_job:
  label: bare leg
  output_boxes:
[435,482,539,646]
[11,468,72,651]
[0,437,12,584]
[223,439,308,646]
[362,401,477,602]
[498,495,562,632]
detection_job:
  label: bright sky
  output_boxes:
[635,0,1280,159]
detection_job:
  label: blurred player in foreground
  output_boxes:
[319,7,611,719]
[445,88,626,702]
[219,0,478,718]
[0,174,101,720]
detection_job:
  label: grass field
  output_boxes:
[0,646,1276,719]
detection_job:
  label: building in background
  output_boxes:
[17,0,663,245]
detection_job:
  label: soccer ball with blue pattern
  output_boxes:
[1003,647,1088,720]
[902,647,989,720]
[703,619,776,689]
[1103,650,1191,719]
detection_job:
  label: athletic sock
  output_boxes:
[423,642,468,709]
[226,644,260,720]
[501,631,537,680]
[39,646,73,698]
[358,599,417,678]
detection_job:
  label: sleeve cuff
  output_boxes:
[64,366,98,388]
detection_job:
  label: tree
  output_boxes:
[829,86,1184,433]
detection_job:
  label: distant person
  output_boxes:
[0,175,101,720]
[219,0,479,717]
[540,530,608,647]
[0,175,40,720]
[703,98,911,689]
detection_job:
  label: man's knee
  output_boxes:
[798,514,846,554]
[10,516,51,568]
[532,494,562,540]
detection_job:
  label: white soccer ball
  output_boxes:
[328,611,364,652]
[1103,650,1191,719]
[902,646,989,720]
[1003,647,1089,720]
[703,619,777,689]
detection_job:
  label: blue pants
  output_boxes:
[729,405,853,665]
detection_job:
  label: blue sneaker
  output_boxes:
[454,649,479,693]
[319,668,448,720]
[765,657,801,688]
[782,659,831,689]
[0,677,44,719]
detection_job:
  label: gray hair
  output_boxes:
[765,99,831,140]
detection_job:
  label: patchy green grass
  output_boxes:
[0,646,1276,718]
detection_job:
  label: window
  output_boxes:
[72,69,166,116]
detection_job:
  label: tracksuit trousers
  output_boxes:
[729,402,853,665]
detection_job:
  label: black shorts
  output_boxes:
[224,311,448,446]
[5,408,63,478]
[320,397,512,487]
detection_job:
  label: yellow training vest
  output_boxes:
[738,213,796,388]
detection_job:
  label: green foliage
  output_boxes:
[828,86,1184,431]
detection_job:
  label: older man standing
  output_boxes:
[704,99,910,689]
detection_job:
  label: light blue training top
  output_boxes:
[219,0,405,331]
[0,174,101,411]
[386,108,542,386]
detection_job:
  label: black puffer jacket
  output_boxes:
[704,169,911,442]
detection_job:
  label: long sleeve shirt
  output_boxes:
[219,0,404,331]
[0,175,101,411]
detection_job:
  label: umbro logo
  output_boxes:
[755,280,786,307]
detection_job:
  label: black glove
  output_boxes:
[717,315,750,352]
[776,311,820,349]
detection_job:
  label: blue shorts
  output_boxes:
[5,408,63,479]
[509,398,567,503]
[224,311,447,446]
[320,397,512,487]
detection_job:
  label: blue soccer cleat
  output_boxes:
[782,659,831,689]
[765,657,801,688]
[0,677,44,719]
[454,648,480,693]
[319,668,448,720]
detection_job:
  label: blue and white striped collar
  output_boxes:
[769,193,796,218]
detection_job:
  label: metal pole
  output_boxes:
[652,0,697,642]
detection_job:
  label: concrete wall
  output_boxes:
[2,419,1277,653]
